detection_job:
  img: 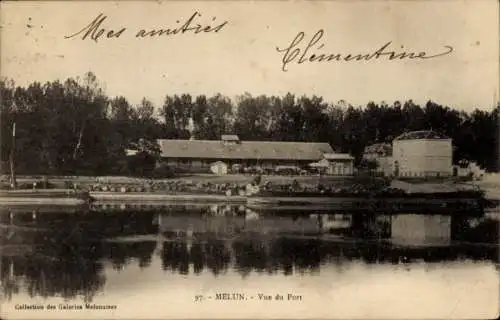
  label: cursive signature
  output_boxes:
[276,30,454,72]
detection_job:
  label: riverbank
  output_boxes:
[90,192,247,204]
[1,174,390,202]
[0,189,90,206]
[0,198,86,206]
[468,173,500,200]
[0,174,495,212]
[3,174,388,188]
[6,173,466,193]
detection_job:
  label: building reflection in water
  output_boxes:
[0,204,498,302]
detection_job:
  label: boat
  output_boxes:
[246,188,488,215]
[0,189,93,206]
[89,191,247,204]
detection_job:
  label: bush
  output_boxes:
[253,174,262,185]
[0,182,11,190]
[153,165,176,179]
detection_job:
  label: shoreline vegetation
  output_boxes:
[0,174,497,217]
[0,173,476,194]
[1,72,499,179]
[1,72,498,211]
[0,173,492,200]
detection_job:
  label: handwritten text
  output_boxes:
[64,12,228,42]
[276,30,454,72]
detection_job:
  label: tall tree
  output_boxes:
[1,73,498,174]
[234,93,272,140]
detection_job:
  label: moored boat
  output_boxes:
[0,189,93,206]
[246,189,488,214]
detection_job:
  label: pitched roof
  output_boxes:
[157,139,333,161]
[394,130,450,141]
[364,143,392,156]
[323,153,354,160]
[221,135,240,141]
[210,161,227,166]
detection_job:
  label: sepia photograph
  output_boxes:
[0,0,499,319]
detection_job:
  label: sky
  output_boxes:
[1,0,499,111]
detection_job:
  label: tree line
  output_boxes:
[1,72,499,176]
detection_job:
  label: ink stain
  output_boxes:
[27,17,33,29]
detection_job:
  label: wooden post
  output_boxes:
[9,259,14,279]
[9,122,17,189]
[496,93,500,172]
[155,214,164,255]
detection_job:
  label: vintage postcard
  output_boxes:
[0,0,499,319]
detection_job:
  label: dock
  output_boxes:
[89,192,247,204]
[0,189,89,206]
[0,185,490,216]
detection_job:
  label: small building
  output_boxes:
[453,160,486,179]
[210,161,228,175]
[157,135,334,172]
[392,130,453,178]
[363,143,393,176]
[320,214,352,233]
[220,135,240,145]
[323,153,355,175]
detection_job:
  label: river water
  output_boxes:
[0,204,498,319]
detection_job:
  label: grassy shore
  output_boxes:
[1,173,485,198]
[2,174,388,189]
[470,173,500,200]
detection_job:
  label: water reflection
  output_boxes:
[1,233,105,303]
[0,204,498,303]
